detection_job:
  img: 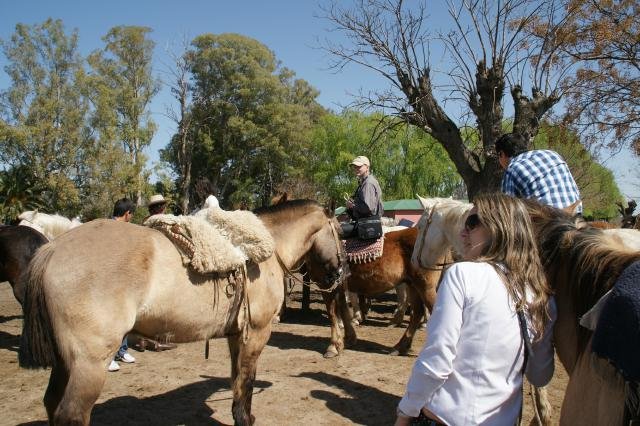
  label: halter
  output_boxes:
[275,218,347,294]
[415,203,452,271]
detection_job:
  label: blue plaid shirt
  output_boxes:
[502,149,582,213]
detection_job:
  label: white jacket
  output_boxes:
[398,262,556,426]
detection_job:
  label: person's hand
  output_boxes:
[394,414,411,426]
[346,199,355,209]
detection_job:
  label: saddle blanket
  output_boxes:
[591,260,640,382]
[344,236,384,264]
[144,207,274,275]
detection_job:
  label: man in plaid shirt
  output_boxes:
[495,133,582,214]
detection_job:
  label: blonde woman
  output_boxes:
[396,193,556,425]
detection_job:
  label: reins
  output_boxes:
[275,218,346,294]
[415,203,453,271]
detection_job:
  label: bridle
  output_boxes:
[276,218,347,293]
[414,203,452,271]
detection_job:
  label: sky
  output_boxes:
[1,0,638,204]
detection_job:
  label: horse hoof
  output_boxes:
[389,348,400,356]
[324,349,339,358]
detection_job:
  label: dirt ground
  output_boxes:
[0,283,568,425]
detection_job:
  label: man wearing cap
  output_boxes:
[342,155,384,238]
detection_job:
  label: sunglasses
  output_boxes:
[464,213,482,232]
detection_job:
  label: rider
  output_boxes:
[341,155,384,239]
[495,133,582,214]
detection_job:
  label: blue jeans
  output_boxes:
[116,336,128,359]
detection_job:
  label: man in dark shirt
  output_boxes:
[341,155,384,238]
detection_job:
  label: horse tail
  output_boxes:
[529,384,552,426]
[19,243,58,369]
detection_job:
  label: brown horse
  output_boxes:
[525,200,640,424]
[19,200,347,426]
[313,227,446,358]
[0,225,48,305]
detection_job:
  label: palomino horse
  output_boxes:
[525,200,640,424]
[19,200,347,425]
[0,225,48,305]
[316,227,447,358]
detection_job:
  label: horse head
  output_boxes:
[304,210,349,290]
[412,196,472,269]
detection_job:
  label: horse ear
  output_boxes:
[327,198,337,217]
[563,200,581,216]
[416,195,428,209]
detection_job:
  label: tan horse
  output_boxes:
[19,200,347,426]
[314,227,447,358]
[525,200,640,425]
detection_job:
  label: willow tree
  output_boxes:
[322,0,572,199]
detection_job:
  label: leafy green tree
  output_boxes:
[166,33,323,209]
[0,19,88,215]
[0,165,44,223]
[534,123,623,219]
[309,110,464,204]
[87,26,159,205]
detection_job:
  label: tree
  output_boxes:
[534,123,623,219]
[321,0,571,199]
[0,19,88,215]
[160,37,195,214]
[533,0,640,155]
[87,26,159,205]
[309,110,464,203]
[0,165,44,223]
[168,33,324,209]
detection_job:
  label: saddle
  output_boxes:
[144,208,274,275]
[589,260,640,423]
[343,235,384,264]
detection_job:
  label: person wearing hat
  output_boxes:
[147,194,168,216]
[342,155,384,238]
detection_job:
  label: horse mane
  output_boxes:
[525,199,640,344]
[254,199,324,218]
[18,211,81,240]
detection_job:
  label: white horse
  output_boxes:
[604,228,640,250]
[18,211,82,240]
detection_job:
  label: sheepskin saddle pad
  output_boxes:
[144,208,274,275]
[591,260,640,382]
[343,236,384,264]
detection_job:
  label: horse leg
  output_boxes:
[52,358,107,426]
[337,288,357,347]
[43,362,69,422]
[347,291,362,325]
[391,285,425,356]
[390,283,408,327]
[321,290,344,358]
[228,325,272,426]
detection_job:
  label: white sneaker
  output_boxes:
[108,360,120,372]
[118,352,136,363]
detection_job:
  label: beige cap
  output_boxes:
[148,194,167,207]
[350,156,370,167]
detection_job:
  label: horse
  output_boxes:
[524,200,640,424]
[18,210,82,240]
[317,226,447,358]
[0,225,48,305]
[19,199,347,425]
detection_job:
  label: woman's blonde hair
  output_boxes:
[473,193,551,339]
